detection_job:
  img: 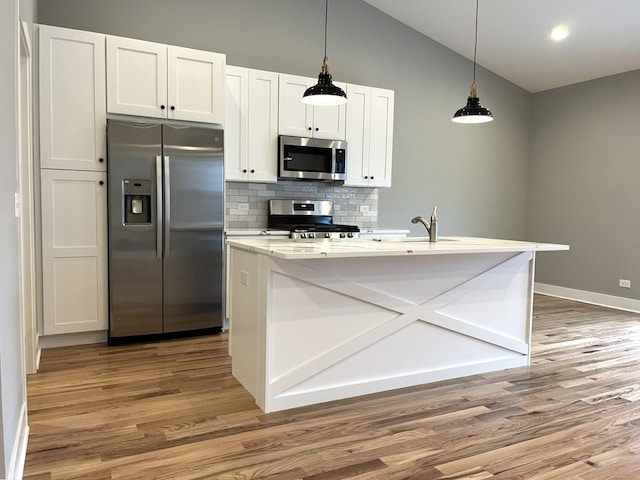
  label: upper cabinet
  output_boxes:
[345,84,394,188]
[225,66,279,183]
[106,36,225,124]
[278,74,346,140]
[39,25,106,171]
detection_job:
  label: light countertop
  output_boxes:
[225,236,569,260]
[225,229,290,237]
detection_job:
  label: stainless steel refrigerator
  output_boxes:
[107,120,224,342]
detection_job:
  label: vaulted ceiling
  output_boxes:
[363,0,640,92]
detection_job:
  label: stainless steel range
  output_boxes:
[268,199,360,241]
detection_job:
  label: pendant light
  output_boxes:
[452,0,493,124]
[302,0,347,106]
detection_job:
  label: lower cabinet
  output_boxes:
[224,230,289,355]
[40,169,108,335]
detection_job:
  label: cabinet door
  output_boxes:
[168,46,225,123]
[247,69,278,183]
[278,74,313,137]
[106,36,167,118]
[312,81,346,140]
[224,66,249,180]
[368,88,394,188]
[226,67,278,183]
[344,84,371,187]
[279,74,346,139]
[344,85,394,188]
[39,25,106,171]
[41,169,108,334]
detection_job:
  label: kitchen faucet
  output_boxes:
[411,206,438,243]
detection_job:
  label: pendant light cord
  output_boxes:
[473,0,479,85]
[323,0,329,60]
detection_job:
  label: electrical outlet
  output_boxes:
[619,279,631,288]
[359,205,370,213]
[240,271,249,286]
[237,203,249,211]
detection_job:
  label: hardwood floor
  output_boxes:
[24,294,640,479]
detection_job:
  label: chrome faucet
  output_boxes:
[411,206,438,242]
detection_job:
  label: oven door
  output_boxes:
[279,136,346,181]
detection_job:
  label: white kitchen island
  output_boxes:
[226,236,568,413]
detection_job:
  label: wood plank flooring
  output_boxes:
[24,294,640,479]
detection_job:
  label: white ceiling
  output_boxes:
[362,0,640,93]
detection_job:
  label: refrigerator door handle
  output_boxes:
[164,155,171,257]
[155,155,163,259]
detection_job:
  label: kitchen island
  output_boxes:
[226,236,568,413]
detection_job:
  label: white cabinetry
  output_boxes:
[39,25,106,171]
[40,169,108,334]
[224,230,289,356]
[225,66,279,182]
[345,84,394,187]
[38,25,109,336]
[279,74,346,140]
[106,36,225,123]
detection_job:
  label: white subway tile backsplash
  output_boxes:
[228,195,250,203]
[225,180,378,229]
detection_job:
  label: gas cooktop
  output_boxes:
[267,199,360,241]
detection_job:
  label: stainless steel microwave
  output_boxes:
[279,135,347,181]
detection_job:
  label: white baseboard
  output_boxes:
[535,283,640,313]
[39,330,107,349]
[35,342,41,371]
[5,402,29,480]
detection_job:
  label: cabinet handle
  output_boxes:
[250,169,255,173]
[243,169,247,173]
[170,106,175,111]
[364,176,368,179]
[161,105,166,110]
[98,158,104,163]
[315,127,319,131]
[308,127,312,131]
[99,180,104,186]
[370,176,374,180]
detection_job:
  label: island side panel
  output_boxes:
[228,246,266,409]
[262,251,536,413]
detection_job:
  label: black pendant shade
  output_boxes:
[452,0,493,124]
[452,82,493,124]
[301,0,347,106]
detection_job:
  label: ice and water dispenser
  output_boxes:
[123,179,152,224]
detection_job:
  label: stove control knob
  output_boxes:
[339,232,346,238]
[308,232,315,239]
[347,232,354,238]
[324,232,331,238]
[300,233,307,239]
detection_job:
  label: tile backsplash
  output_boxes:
[225,180,378,229]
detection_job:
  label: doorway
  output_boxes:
[18,20,39,375]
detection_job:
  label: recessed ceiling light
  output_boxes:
[550,25,569,41]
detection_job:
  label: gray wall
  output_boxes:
[37,0,532,240]
[528,69,640,298]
